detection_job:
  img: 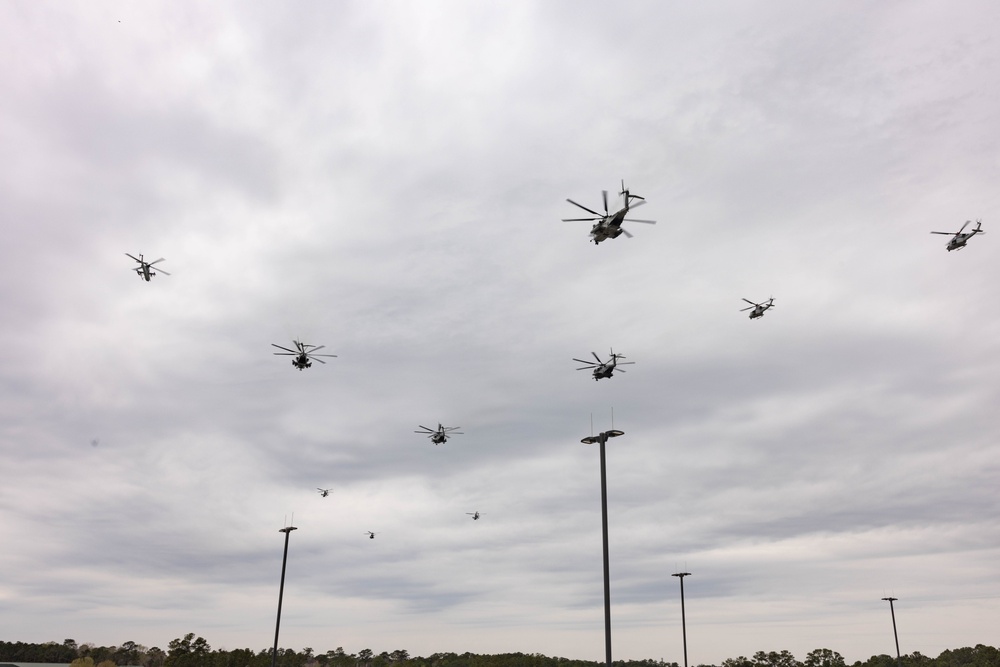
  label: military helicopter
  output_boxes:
[365,531,378,540]
[466,511,482,521]
[317,488,332,498]
[741,297,775,319]
[562,181,657,244]
[271,340,337,370]
[931,219,985,251]
[126,253,170,281]
[573,349,634,380]
[415,423,462,445]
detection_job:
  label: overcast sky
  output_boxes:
[1,1,998,664]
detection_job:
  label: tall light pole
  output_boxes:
[882,597,900,664]
[581,428,624,667]
[272,525,298,667]
[672,572,691,667]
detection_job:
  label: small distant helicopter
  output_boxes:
[741,297,775,319]
[415,423,462,445]
[272,340,337,370]
[573,349,634,380]
[931,219,985,251]
[365,531,377,540]
[466,511,482,521]
[126,253,170,281]
[317,488,332,498]
[562,181,657,244]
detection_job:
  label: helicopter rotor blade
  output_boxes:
[125,253,141,262]
[602,190,608,215]
[154,269,171,276]
[623,219,657,224]
[566,199,602,217]
[591,352,603,363]
[621,228,634,238]
[958,220,971,235]
[562,217,602,222]
[929,231,953,235]
[148,258,166,266]
[617,361,635,365]
[741,298,758,306]
[271,344,299,354]
[627,199,646,209]
[740,306,754,311]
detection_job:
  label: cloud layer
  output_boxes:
[1,1,998,664]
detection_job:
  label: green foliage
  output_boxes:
[805,651,845,667]
[752,651,801,667]
[165,633,212,667]
[935,647,1000,667]
[2,639,999,667]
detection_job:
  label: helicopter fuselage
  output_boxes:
[592,364,616,379]
[933,221,984,251]
[292,355,312,370]
[946,233,975,251]
[590,210,629,244]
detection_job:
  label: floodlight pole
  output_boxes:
[882,597,900,664]
[581,429,624,667]
[272,525,298,667]
[672,572,691,667]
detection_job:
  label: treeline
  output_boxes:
[2,637,998,667]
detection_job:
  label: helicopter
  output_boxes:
[466,511,482,521]
[931,219,985,251]
[317,488,332,498]
[415,423,462,445]
[573,349,634,380]
[741,297,775,319]
[365,531,378,539]
[271,340,337,370]
[562,181,657,244]
[126,253,170,281]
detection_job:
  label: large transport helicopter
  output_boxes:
[415,423,462,445]
[562,181,657,244]
[741,297,775,319]
[271,340,337,370]
[931,219,985,251]
[573,349,634,380]
[466,511,482,520]
[126,253,169,281]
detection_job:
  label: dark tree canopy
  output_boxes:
[1,639,998,667]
